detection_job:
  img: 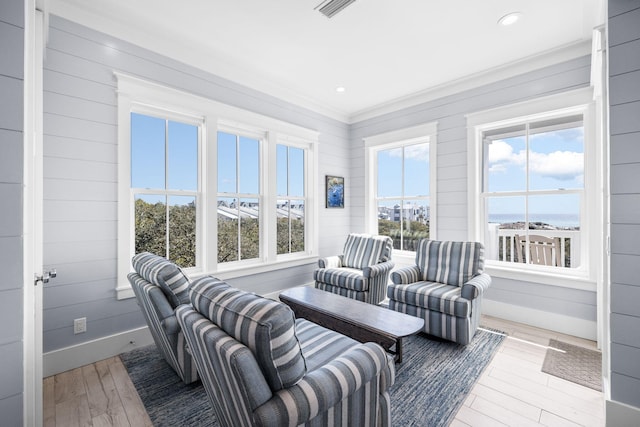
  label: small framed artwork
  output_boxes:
[326,175,345,208]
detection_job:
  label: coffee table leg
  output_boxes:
[395,338,403,363]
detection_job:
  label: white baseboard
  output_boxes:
[483,299,597,341]
[607,399,640,426]
[43,326,154,377]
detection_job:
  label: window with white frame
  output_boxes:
[365,123,437,254]
[130,111,201,269]
[116,73,318,299]
[276,143,306,255]
[467,88,599,284]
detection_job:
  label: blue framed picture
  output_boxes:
[326,175,344,208]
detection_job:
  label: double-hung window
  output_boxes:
[365,123,437,256]
[130,111,201,269]
[467,88,599,285]
[116,73,318,299]
[276,143,306,255]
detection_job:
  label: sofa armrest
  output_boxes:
[461,273,492,300]
[362,260,395,278]
[318,255,343,268]
[253,343,392,426]
[391,265,421,284]
[147,285,178,324]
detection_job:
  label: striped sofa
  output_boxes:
[177,276,395,427]
[387,240,492,345]
[128,252,198,384]
[314,233,395,304]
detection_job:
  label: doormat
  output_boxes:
[542,339,602,391]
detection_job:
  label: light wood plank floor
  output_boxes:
[44,315,604,427]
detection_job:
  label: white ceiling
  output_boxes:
[48,0,604,122]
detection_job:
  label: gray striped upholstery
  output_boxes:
[131,252,191,308]
[188,275,306,390]
[388,239,491,345]
[314,234,394,305]
[176,278,394,427]
[128,272,198,384]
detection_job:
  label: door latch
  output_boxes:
[34,269,57,286]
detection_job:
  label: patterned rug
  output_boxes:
[120,328,505,427]
[542,339,602,391]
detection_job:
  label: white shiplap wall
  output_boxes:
[42,15,351,353]
[0,0,25,424]
[608,0,640,417]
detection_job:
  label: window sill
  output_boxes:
[484,262,596,291]
[117,255,318,300]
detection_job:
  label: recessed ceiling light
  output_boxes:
[335,86,346,93]
[498,12,522,26]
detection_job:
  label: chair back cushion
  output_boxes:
[189,276,306,391]
[416,240,484,287]
[131,252,190,308]
[342,234,392,269]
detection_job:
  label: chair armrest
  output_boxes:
[391,265,421,284]
[362,260,395,278]
[253,343,392,426]
[148,285,177,323]
[318,255,343,268]
[461,273,492,300]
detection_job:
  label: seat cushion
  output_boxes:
[131,252,190,308]
[294,318,360,372]
[189,276,306,391]
[314,267,367,291]
[387,281,471,318]
[342,234,390,269]
[416,240,484,287]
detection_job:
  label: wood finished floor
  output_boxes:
[44,315,604,427]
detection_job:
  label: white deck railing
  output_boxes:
[486,226,580,268]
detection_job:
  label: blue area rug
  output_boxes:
[120,328,505,426]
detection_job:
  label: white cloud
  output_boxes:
[385,144,429,161]
[489,139,583,181]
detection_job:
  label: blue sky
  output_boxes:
[377,142,430,199]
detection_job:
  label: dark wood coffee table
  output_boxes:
[279,286,424,363]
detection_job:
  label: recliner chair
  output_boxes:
[128,252,198,384]
[387,239,491,345]
[176,275,395,426]
[313,233,394,304]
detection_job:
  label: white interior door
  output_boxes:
[23,5,45,426]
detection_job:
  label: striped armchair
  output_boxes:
[387,240,491,345]
[177,276,395,427]
[128,252,198,384]
[314,233,395,304]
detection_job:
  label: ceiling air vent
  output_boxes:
[316,0,357,18]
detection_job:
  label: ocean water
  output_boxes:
[488,213,580,228]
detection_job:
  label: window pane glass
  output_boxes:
[131,113,165,189]
[289,147,304,197]
[404,143,429,197]
[276,145,288,196]
[134,194,166,257]
[239,198,259,260]
[485,126,526,192]
[291,200,305,253]
[378,199,402,250]
[403,200,430,251]
[485,196,525,263]
[168,196,196,268]
[276,199,290,255]
[377,148,402,197]
[529,123,584,191]
[217,197,238,262]
[239,136,259,194]
[217,132,237,193]
[168,121,198,191]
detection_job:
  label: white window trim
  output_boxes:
[364,122,438,264]
[466,86,599,291]
[116,73,319,299]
